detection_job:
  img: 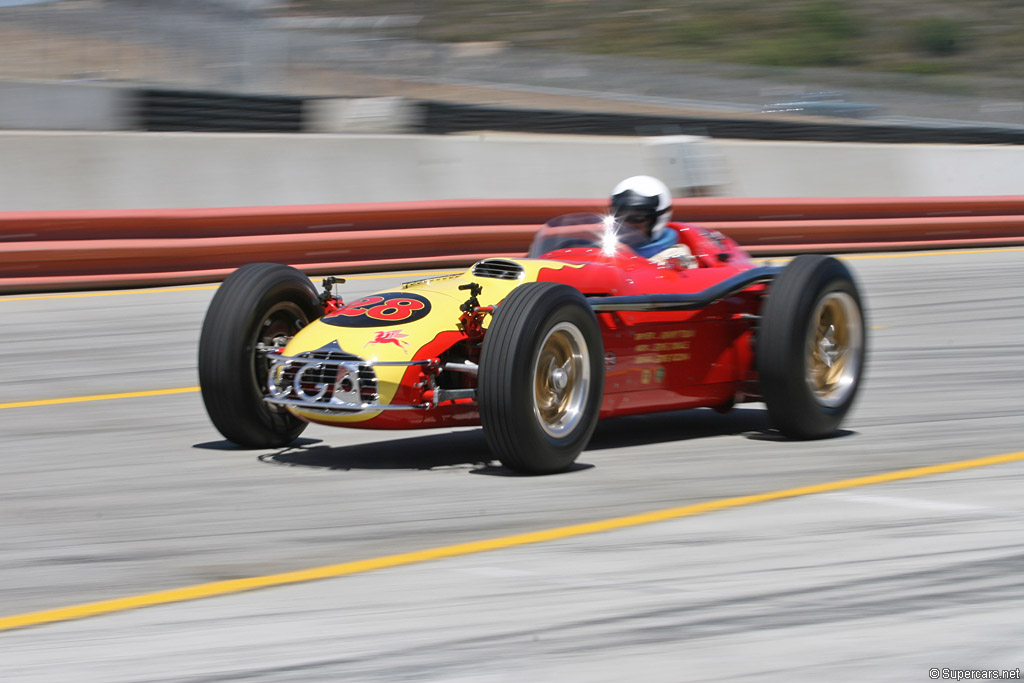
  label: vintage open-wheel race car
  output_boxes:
[198,213,866,474]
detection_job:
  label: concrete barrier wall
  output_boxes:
[0,129,1022,211]
[0,132,715,210]
[0,81,133,131]
[710,140,1024,198]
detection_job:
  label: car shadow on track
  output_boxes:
[589,406,855,449]
[587,406,773,451]
[255,430,495,472]
[232,406,848,475]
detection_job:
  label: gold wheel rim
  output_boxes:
[533,322,590,437]
[805,291,863,408]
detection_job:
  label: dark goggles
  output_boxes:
[619,208,658,225]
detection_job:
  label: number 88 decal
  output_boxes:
[323,292,432,328]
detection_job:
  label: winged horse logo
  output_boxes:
[364,330,410,353]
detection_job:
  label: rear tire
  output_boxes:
[199,263,322,448]
[478,283,604,475]
[757,255,866,439]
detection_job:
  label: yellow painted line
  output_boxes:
[756,246,1024,266]
[841,246,1024,260]
[1,271,464,303]
[0,387,199,410]
[2,449,1021,633]
[1,286,218,303]
[353,270,462,280]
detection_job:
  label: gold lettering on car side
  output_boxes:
[634,329,695,341]
[636,342,691,352]
[636,353,691,364]
[401,274,461,289]
[633,328,695,363]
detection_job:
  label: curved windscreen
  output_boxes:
[528,213,645,259]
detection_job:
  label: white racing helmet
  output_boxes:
[610,175,673,239]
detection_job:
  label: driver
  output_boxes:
[610,175,691,264]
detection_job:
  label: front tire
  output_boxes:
[478,283,604,474]
[757,255,866,439]
[199,263,322,448]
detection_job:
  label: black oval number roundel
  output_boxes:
[322,292,431,328]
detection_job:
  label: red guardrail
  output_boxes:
[2,196,1023,293]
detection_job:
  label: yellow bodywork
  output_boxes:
[281,259,582,424]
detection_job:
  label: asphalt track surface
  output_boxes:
[1,249,1022,682]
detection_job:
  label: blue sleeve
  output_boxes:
[632,228,678,258]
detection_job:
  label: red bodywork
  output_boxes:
[312,221,769,430]
[542,223,764,419]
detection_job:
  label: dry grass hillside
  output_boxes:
[291,0,1024,81]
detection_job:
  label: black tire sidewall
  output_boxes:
[479,283,604,474]
[757,255,866,439]
[198,263,322,448]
